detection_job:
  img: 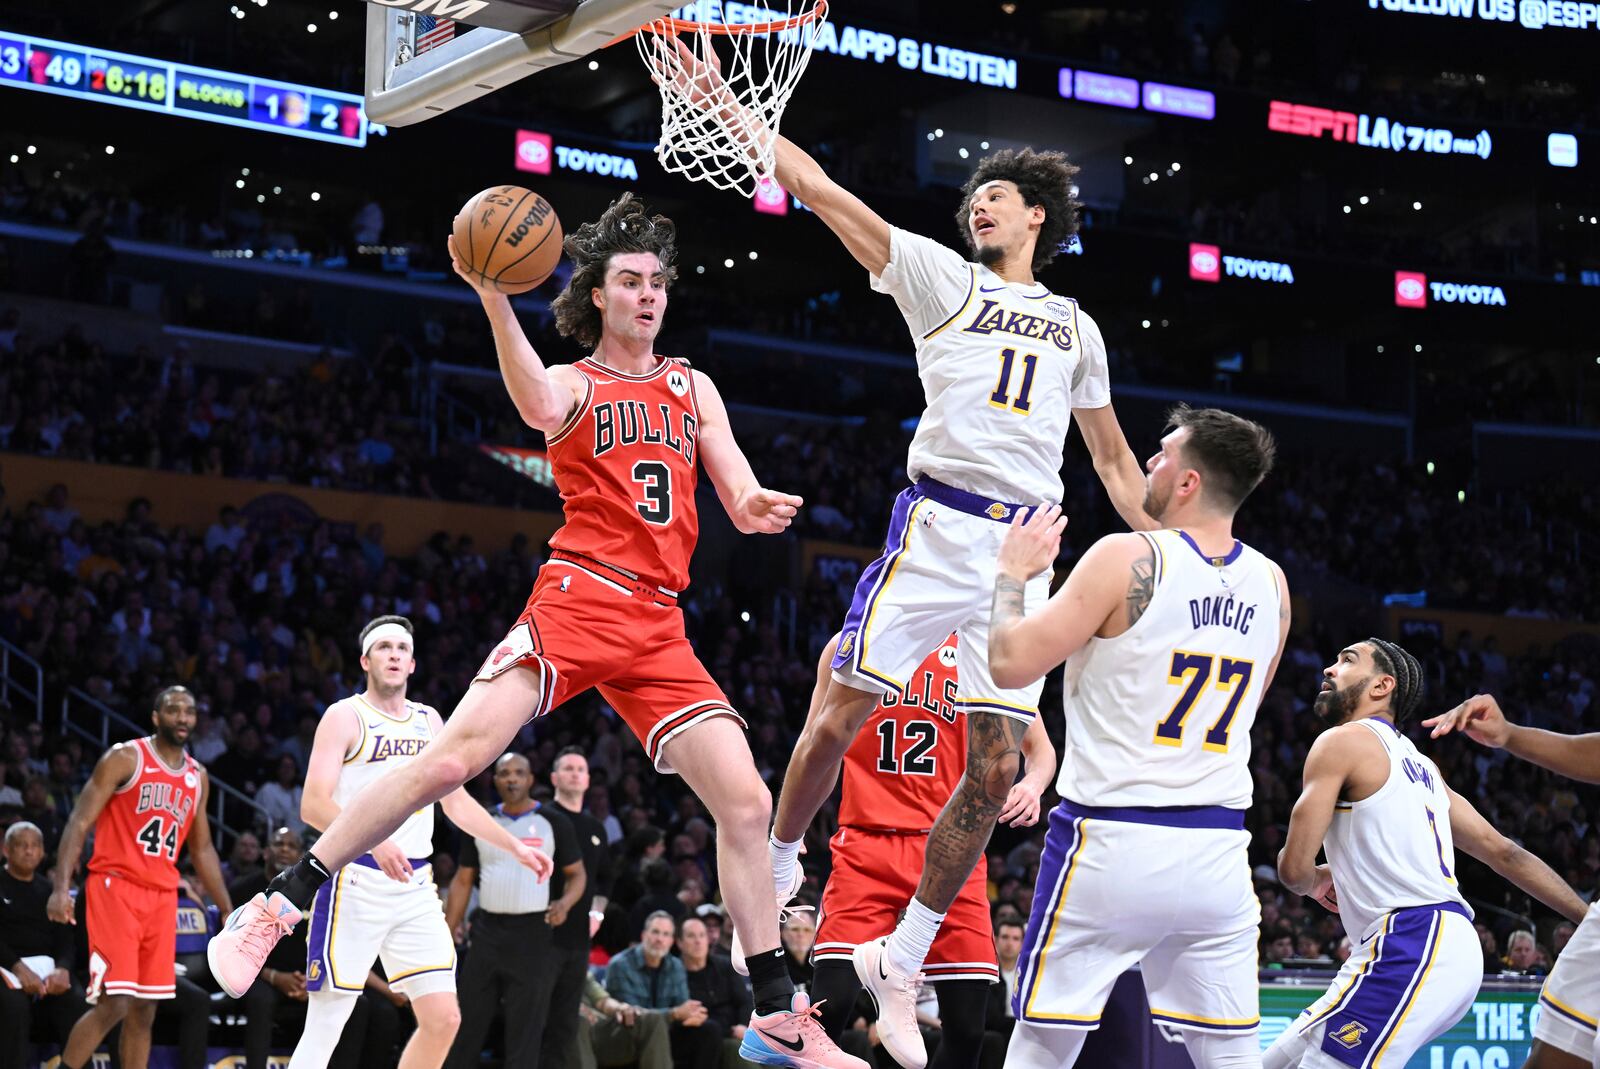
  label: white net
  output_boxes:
[635,1,828,197]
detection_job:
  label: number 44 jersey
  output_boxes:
[546,356,701,591]
[88,737,201,890]
[1057,529,1285,810]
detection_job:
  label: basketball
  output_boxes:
[451,185,563,294]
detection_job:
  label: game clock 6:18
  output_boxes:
[88,57,170,103]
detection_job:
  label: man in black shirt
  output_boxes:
[545,748,615,1068]
[225,827,372,1069]
[0,821,85,1069]
[678,916,753,1069]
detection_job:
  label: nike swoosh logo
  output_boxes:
[979,285,1009,293]
[758,1028,806,1053]
[878,957,890,982]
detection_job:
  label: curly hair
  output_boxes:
[551,193,680,349]
[954,148,1083,273]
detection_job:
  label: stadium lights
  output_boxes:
[1457,490,1466,503]
[981,141,990,149]
[1415,344,1423,352]
[1359,195,1369,204]
[26,145,36,154]
[235,179,245,188]
[1171,162,1181,171]
[1141,319,1151,328]
[256,194,265,203]
[311,191,321,201]
[588,60,600,70]
[1426,461,1435,475]
[242,167,250,175]
[328,9,337,16]
[1413,201,1422,210]
[959,148,969,158]
[7,155,15,164]
[1342,205,1351,213]
[1124,156,1133,164]
[926,133,935,141]
[740,610,752,622]
[748,250,758,260]
[1376,345,1384,353]
[723,258,734,268]
[934,128,944,137]
[696,265,705,274]
[307,23,317,32]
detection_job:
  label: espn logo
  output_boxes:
[1189,243,1221,283]
[1394,271,1428,309]
[514,129,552,175]
[1267,100,1358,142]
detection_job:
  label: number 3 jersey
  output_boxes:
[546,356,701,592]
[1057,529,1284,811]
[88,737,201,890]
[871,227,1112,504]
[838,638,963,831]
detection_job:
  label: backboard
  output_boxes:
[364,0,679,126]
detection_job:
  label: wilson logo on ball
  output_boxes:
[506,201,554,248]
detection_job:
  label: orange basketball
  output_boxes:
[452,185,563,294]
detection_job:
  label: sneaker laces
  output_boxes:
[239,902,295,960]
[888,971,925,1032]
[784,999,845,1051]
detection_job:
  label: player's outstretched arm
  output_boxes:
[691,370,802,534]
[989,521,1137,690]
[47,744,137,923]
[1447,786,1587,923]
[447,234,585,432]
[1277,729,1363,901]
[1424,694,1600,784]
[662,38,890,274]
[187,770,233,915]
[1075,404,1159,532]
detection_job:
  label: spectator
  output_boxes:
[545,748,615,1068]
[1477,924,1500,974]
[578,972,672,1069]
[224,831,263,886]
[0,822,85,1069]
[19,777,65,857]
[677,916,752,1068]
[985,917,1024,1062]
[1553,921,1577,959]
[626,858,686,938]
[1261,927,1296,967]
[205,506,247,555]
[443,753,585,1069]
[603,912,720,1069]
[781,911,816,991]
[255,755,305,835]
[40,484,79,535]
[1502,929,1546,975]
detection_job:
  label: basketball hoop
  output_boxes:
[625,1,829,197]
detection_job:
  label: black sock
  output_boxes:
[266,853,332,910]
[745,946,795,1016]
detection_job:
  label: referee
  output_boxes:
[443,754,584,1069]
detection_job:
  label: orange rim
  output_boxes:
[611,0,826,43]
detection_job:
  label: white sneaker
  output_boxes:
[851,936,927,1069]
[731,862,808,977]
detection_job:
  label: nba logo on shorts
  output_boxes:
[1394,271,1428,308]
[515,130,553,175]
[1188,243,1221,283]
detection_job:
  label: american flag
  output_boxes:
[414,14,457,56]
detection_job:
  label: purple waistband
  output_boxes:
[354,854,432,870]
[1057,798,1247,831]
[1395,901,1472,923]
[914,477,1029,523]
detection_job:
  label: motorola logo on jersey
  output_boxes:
[1189,243,1221,282]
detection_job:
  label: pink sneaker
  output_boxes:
[739,992,869,1068]
[208,892,301,998]
[732,863,808,976]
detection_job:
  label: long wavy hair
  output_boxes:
[551,194,680,349]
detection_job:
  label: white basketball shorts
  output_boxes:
[832,478,1050,722]
[305,853,457,998]
[1532,901,1600,1058]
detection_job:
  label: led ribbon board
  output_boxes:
[0,30,370,147]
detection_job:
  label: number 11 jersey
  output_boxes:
[546,356,702,592]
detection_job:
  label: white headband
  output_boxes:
[362,622,414,658]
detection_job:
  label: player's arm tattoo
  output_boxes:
[991,574,1027,628]
[1126,544,1156,626]
[916,712,1027,912]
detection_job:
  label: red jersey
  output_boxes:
[838,636,963,832]
[546,356,701,592]
[87,737,202,891]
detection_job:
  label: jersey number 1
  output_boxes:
[632,461,672,525]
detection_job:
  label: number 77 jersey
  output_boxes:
[545,357,701,592]
[1057,529,1285,810]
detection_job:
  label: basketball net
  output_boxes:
[634,1,828,197]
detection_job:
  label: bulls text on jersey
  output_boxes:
[593,401,697,465]
[134,781,195,825]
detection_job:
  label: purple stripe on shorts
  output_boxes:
[1057,798,1246,831]
[833,486,919,686]
[303,877,335,992]
[1013,805,1085,1019]
[1319,905,1446,1067]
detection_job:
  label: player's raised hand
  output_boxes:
[738,487,803,534]
[514,841,554,882]
[662,36,738,120]
[997,504,1067,580]
[446,234,502,300]
[370,840,414,882]
[998,779,1043,827]
[1423,694,1514,748]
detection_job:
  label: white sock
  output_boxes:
[769,832,803,893]
[286,990,360,1069]
[884,898,945,976]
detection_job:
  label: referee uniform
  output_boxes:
[445,802,580,1069]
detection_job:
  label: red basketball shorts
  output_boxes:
[85,871,177,1002]
[477,555,742,773]
[815,827,998,982]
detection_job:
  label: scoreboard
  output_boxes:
[0,30,370,147]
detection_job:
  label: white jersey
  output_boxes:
[871,227,1111,504]
[1057,529,1283,809]
[1324,718,1472,943]
[331,693,437,859]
